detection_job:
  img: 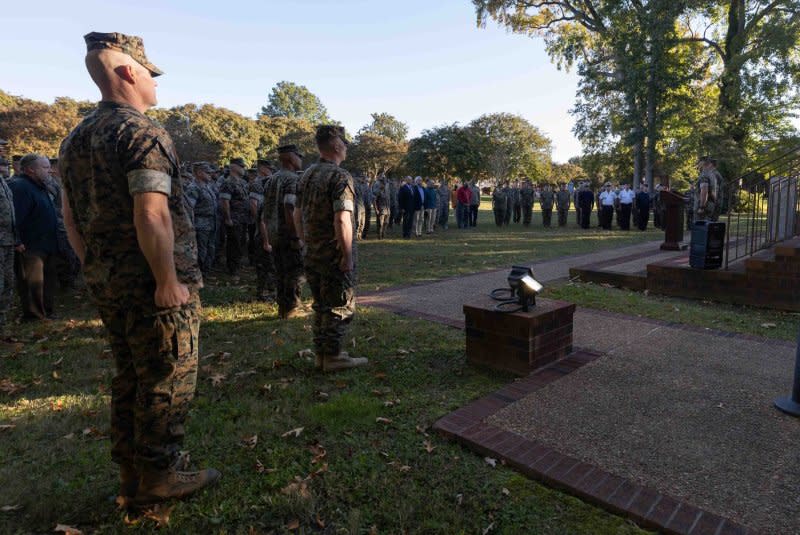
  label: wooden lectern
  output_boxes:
[660,190,686,250]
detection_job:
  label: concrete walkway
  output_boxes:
[359,240,799,533]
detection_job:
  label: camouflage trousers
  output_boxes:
[225,223,248,275]
[375,211,390,239]
[0,246,14,331]
[273,241,304,315]
[306,263,355,356]
[254,239,277,298]
[356,206,366,241]
[97,293,200,472]
[195,228,216,275]
[521,203,533,226]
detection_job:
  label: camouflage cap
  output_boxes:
[229,157,247,168]
[277,144,304,159]
[192,161,213,172]
[84,31,164,77]
[256,158,276,169]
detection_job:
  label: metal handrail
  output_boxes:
[722,146,800,269]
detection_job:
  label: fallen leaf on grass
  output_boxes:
[98,349,112,360]
[373,372,387,380]
[255,459,276,474]
[281,427,304,438]
[297,349,315,359]
[501,488,510,496]
[397,349,409,355]
[51,357,63,367]
[143,504,175,528]
[315,514,326,528]
[308,444,327,464]
[316,391,329,399]
[423,440,435,454]
[234,369,257,378]
[415,425,429,436]
[281,477,311,499]
[82,427,108,440]
[52,370,61,380]
[484,457,497,468]
[0,379,24,395]
[54,525,83,535]
[1,504,21,512]
[286,519,300,530]
[483,521,495,534]
[761,322,777,328]
[209,373,226,387]
[241,434,258,449]
[376,417,392,424]
[0,424,15,431]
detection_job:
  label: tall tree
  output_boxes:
[468,112,552,181]
[346,132,407,179]
[260,81,331,124]
[357,112,409,143]
[0,94,93,156]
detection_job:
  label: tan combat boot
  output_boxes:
[134,467,220,505]
[320,351,368,372]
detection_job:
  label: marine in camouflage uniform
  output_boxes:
[296,125,367,371]
[372,175,391,239]
[361,176,373,239]
[511,181,522,223]
[262,145,305,317]
[695,156,723,222]
[437,181,450,229]
[0,171,18,333]
[388,177,400,228]
[355,176,367,241]
[189,162,218,275]
[556,183,572,227]
[58,31,218,505]
[251,160,277,300]
[539,184,555,228]
[219,158,250,275]
[519,180,534,226]
[492,184,508,227]
[502,183,513,225]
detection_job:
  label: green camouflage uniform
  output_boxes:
[297,159,356,357]
[59,100,202,472]
[219,175,249,274]
[251,175,276,298]
[695,169,722,222]
[355,178,366,240]
[0,177,17,331]
[192,180,218,274]
[556,189,571,227]
[371,178,390,239]
[262,169,304,315]
[540,189,555,227]
[492,187,508,227]
[519,183,534,226]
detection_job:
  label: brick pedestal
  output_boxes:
[464,297,576,375]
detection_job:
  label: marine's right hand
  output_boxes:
[155,281,190,309]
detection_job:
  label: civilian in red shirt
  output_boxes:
[456,181,472,229]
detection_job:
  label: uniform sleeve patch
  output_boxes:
[219,192,232,201]
[127,169,171,195]
[333,199,354,212]
[283,193,297,206]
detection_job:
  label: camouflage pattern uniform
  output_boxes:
[540,187,555,228]
[511,185,522,223]
[695,168,722,222]
[437,182,450,229]
[355,178,366,240]
[502,184,513,225]
[59,100,203,473]
[192,179,218,274]
[371,177,390,239]
[297,158,357,357]
[262,168,304,315]
[492,187,508,227]
[219,174,249,274]
[0,177,18,332]
[556,187,572,227]
[361,177,373,239]
[519,182,534,226]
[388,178,399,227]
[251,174,276,299]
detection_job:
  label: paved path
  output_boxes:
[359,238,684,327]
[359,239,799,533]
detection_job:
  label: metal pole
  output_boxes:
[774,324,800,417]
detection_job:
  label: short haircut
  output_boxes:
[20,153,45,172]
[315,124,346,149]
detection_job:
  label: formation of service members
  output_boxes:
[0,29,733,518]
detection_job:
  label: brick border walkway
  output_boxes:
[432,350,753,535]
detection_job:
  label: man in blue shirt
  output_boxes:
[9,153,58,320]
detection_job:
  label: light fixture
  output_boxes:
[507,265,543,312]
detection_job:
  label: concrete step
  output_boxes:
[774,237,800,259]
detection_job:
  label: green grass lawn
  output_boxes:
[0,283,648,534]
[357,200,662,290]
[543,281,798,342]
[3,204,780,534]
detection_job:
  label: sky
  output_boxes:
[1,0,583,162]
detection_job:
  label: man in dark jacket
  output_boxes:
[577,182,595,229]
[397,176,415,239]
[635,183,651,231]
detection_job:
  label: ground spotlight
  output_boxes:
[507,265,543,312]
